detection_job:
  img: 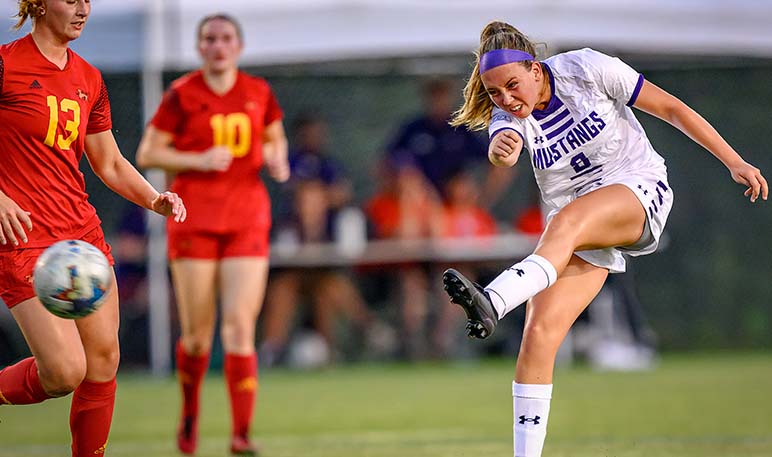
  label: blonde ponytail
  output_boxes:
[14,0,44,31]
[450,21,538,131]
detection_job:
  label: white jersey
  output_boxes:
[488,48,673,272]
[489,48,667,210]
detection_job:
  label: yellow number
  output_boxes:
[58,99,80,150]
[210,113,252,158]
[210,114,225,147]
[44,95,81,150]
[45,96,58,146]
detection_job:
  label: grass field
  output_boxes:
[1,352,771,457]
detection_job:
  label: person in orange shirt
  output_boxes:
[440,171,498,239]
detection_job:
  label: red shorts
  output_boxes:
[0,227,114,309]
[167,228,269,260]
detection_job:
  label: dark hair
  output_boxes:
[196,13,243,43]
[450,21,538,131]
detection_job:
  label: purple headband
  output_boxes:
[479,49,535,74]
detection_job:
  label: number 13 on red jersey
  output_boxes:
[44,95,80,151]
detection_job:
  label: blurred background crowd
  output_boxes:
[1,0,771,373]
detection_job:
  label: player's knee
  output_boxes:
[91,344,121,375]
[521,321,563,357]
[38,360,87,397]
[544,209,584,240]
[181,335,213,356]
[220,319,255,350]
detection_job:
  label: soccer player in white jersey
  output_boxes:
[442,20,767,457]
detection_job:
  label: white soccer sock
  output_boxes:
[513,382,553,457]
[485,254,558,319]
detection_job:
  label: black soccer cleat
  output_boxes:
[442,268,498,339]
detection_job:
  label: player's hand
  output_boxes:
[489,130,522,168]
[730,160,768,203]
[198,146,233,172]
[151,191,187,222]
[0,193,32,246]
[265,157,290,183]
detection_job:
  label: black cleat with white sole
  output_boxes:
[442,268,498,339]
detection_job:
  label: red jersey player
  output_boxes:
[0,1,185,456]
[136,13,289,456]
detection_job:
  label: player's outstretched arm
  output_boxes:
[85,130,186,222]
[633,80,768,202]
[262,119,290,182]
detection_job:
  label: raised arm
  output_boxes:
[633,80,768,202]
[85,130,186,221]
[488,129,524,168]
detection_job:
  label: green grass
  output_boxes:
[1,352,771,456]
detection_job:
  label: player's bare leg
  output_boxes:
[6,299,86,400]
[71,271,120,456]
[171,259,219,455]
[533,185,646,273]
[513,255,607,456]
[4,272,120,456]
[220,257,268,456]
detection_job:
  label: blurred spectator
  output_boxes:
[287,114,352,209]
[261,116,373,367]
[439,170,498,238]
[367,161,443,240]
[386,78,512,207]
[368,78,512,359]
[431,170,501,355]
[365,160,445,359]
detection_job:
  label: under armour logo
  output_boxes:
[513,268,525,277]
[534,136,545,144]
[506,267,525,277]
[519,415,540,425]
[637,184,648,195]
[76,89,88,101]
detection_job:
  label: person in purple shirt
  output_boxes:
[288,114,351,209]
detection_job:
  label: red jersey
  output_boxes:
[0,35,112,251]
[151,70,282,233]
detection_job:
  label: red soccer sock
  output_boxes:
[176,341,210,425]
[69,377,116,457]
[0,357,51,405]
[224,352,258,438]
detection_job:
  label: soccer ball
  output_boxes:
[33,240,113,319]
